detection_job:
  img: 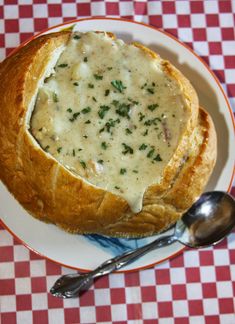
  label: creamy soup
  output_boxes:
[31,32,189,212]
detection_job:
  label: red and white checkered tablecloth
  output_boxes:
[0,1,235,323]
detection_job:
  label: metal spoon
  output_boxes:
[50,191,235,298]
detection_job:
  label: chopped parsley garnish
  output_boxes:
[111,80,126,93]
[92,96,97,102]
[78,148,83,151]
[72,149,75,157]
[80,161,86,169]
[154,154,162,162]
[141,83,147,89]
[144,117,161,126]
[147,104,159,111]
[125,128,132,135]
[44,145,50,151]
[85,120,91,124]
[69,112,80,122]
[38,128,42,132]
[94,74,103,80]
[128,98,139,105]
[120,168,127,175]
[88,83,94,88]
[57,147,62,153]
[107,67,113,70]
[122,143,133,155]
[73,35,81,40]
[58,63,68,68]
[114,102,131,119]
[53,92,58,103]
[81,107,91,114]
[172,114,176,117]
[98,159,104,164]
[147,88,154,94]
[67,108,72,113]
[138,112,145,121]
[142,129,149,136]
[115,185,120,189]
[147,148,155,158]
[102,118,120,133]
[98,105,110,119]
[84,57,88,62]
[133,170,138,173]
[105,89,110,96]
[73,82,79,86]
[101,142,108,150]
[83,135,88,139]
[139,144,147,150]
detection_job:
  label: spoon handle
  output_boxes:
[50,234,176,298]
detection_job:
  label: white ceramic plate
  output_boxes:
[0,18,234,272]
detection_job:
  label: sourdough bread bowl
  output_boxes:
[0,31,217,238]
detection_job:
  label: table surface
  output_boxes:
[0,1,235,323]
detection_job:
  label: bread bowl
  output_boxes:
[0,31,217,237]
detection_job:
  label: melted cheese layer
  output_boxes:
[31,32,189,212]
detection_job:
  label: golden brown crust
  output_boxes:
[0,32,217,237]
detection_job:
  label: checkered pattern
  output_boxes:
[0,1,235,323]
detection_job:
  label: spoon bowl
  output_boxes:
[175,191,235,248]
[50,191,235,298]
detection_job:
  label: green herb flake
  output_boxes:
[139,144,147,151]
[84,57,88,62]
[57,147,62,153]
[83,135,88,139]
[122,143,134,155]
[94,74,103,80]
[98,159,104,164]
[44,145,50,151]
[132,170,138,173]
[107,67,113,71]
[147,148,155,158]
[147,104,159,111]
[105,89,110,96]
[58,63,68,68]
[120,168,127,175]
[69,112,80,122]
[142,129,149,136]
[85,120,91,124]
[111,80,126,93]
[103,118,120,133]
[98,105,110,119]
[92,96,97,102]
[78,148,83,151]
[125,128,132,135]
[147,88,154,94]
[81,107,91,114]
[115,103,130,119]
[73,82,79,86]
[144,117,161,126]
[73,35,81,40]
[72,149,76,157]
[67,108,72,113]
[138,112,145,122]
[154,154,162,162]
[115,185,120,189]
[88,83,94,88]
[38,128,42,132]
[53,92,59,103]
[80,161,86,169]
[101,142,108,150]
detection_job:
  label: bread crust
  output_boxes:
[0,32,217,237]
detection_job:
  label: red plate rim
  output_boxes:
[1,17,234,273]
